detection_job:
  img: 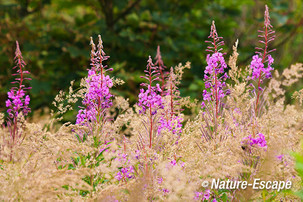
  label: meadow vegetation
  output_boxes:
[1,5,303,201]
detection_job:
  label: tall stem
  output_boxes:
[160,68,165,96]
[214,73,218,136]
[212,29,219,118]
[212,30,219,136]
[149,64,153,149]
[149,105,153,148]
[13,53,24,147]
[170,81,173,119]
[214,74,218,119]
[98,51,104,111]
[255,23,268,115]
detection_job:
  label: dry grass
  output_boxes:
[1,48,303,201]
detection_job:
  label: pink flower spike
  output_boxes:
[6,41,31,118]
[76,35,113,131]
[251,5,276,113]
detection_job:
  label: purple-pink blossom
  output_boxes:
[194,189,212,201]
[158,177,163,184]
[138,85,163,115]
[115,166,135,181]
[6,41,31,119]
[251,5,276,113]
[244,133,267,148]
[276,154,284,161]
[76,72,113,125]
[76,35,113,127]
[202,52,228,105]
[138,56,163,115]
[249,54,274,80]
[170,159,176,166]
[202,22,229,109]
[158,115,183,135]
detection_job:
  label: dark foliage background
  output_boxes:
[0,0,302,119]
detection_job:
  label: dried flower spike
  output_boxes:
[158,67,183,136]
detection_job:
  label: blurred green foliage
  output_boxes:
[293,142,303,199]
[0,0,302,115]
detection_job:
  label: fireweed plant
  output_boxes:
[3,41,31,160]
[249,5,276,117]
[76,35,113,141]
[155,46,183,137]
[243,6,276,161]
[201,20,229,141]
[137,56,163,149]
[135,56,164,181]
[239,5,274,175]
[158,67,183,136]
[1,5,303,202]
[137,52,185,149]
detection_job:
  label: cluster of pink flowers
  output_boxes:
[204,52,227,75]
[194,190,217,201]
[202,22,229,108]
[276,154,284,161]
[158,66,184,135]
[76,35,113,126]
[169,159,185,167]
[250,5,275,82]
[244,133,267,148]
[157,184,169,195]
[158,177,169,195]
[6,90,30,118]
[249,54,274,80]
[76,72,113,125]
[202,52,228,102]
[158,115,183,135]
[6,41,31,119]
[251,5,275,113]
[115,166,135,181]
[276,154,289,167]
[138,84,163,115]
[115,153,135,181]
[138,56,163,115]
